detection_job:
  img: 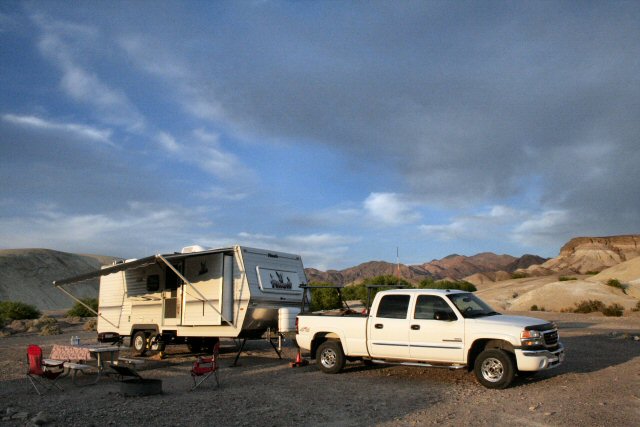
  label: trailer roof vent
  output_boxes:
[181,245,208,254]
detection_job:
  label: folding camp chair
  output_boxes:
[190,341,220,391]
[26,345,65,395]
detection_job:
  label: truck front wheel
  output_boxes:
[317,341,345,374]
[474,349,515,389]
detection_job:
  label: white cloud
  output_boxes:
[364,192,421,226]
[419,205,527,241]
[2,114,113,146]
[228,231,359,271]
[0,203,201,257]
[155,129,256,183]
[419,205,576,255]
[117,34,229,127]
[513,210,572,248]
[32,14,145,131]
[157,131,180,153]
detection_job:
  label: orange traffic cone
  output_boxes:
[290,348,308,367]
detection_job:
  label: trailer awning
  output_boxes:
[53,248,235,287]
[53,247,237,327]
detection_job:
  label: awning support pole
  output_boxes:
[156,254,233,325]
[54,284,118,329]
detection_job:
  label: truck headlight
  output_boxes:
[520,330,544,346]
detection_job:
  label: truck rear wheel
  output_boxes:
[474,349,515,389]
[317,341,345,374]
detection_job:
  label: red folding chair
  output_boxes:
[26,345,65,395]
[190,341,220,391]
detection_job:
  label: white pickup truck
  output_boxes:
[295,288,565,388]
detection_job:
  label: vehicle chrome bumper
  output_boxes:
[515,343,565,371]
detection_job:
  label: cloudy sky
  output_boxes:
[1,1,639,270]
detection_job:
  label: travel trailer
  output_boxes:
[54,245,306,355]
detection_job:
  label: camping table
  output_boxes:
[50,343,121,385]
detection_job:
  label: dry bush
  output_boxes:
[605,279,627,293]
[84,318,97,331]
[573,300,605,313]
[602,303,624,317]
[40,323,62,336]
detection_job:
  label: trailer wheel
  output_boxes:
[132,331,148,357]
[317,341,345,374]
[473,349,515,389]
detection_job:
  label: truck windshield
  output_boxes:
[446,293,500,318]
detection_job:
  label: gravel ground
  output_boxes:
[1,312,639,426]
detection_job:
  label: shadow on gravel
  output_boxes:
[555,321,596,329]
[555,333,640,374]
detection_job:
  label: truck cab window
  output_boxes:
[376,295,410,319]
[414,295,456,320]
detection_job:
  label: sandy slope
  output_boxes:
[476,274,639,313]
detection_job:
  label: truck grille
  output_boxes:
[543,330,558,347]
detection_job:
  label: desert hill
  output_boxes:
[467,235,640,313]
[522,235,640,276]
[0,249,118,310]
[306,253,546,286]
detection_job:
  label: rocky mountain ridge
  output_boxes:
[306,252,546,286]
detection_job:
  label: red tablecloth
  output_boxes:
[50,344,119,362]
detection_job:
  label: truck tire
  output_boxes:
[474,349,515,389]
[317,341,345,374]
[132,331,148,357]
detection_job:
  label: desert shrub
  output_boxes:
[0,313,5,328]
[573,300,605,314]
[511,272,528,279]
[585,271,599,275]
[601,303,624,317]
[530,304,539,311]
[633,301,640,312]
[0,301,40,320]
[84,318,97,331]
[418,278,477,292]
[363,275,411,288]
[308,283,343,311]
[33,316,57,328]
[559,276,577,281]
[66,298,98,317]
[40,323,62,336]
[341,283,368,303]
[605,279,626,293]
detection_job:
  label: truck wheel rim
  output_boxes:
[480,357,504,382]
[320,348,336,368]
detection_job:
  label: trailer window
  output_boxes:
[376,295,410,319]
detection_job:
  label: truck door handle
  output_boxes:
[411,325,420,330]
[374,324,383,329]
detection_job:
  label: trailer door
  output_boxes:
[181,254,223,326]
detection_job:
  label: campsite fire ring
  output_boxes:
[120,379,163,397]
